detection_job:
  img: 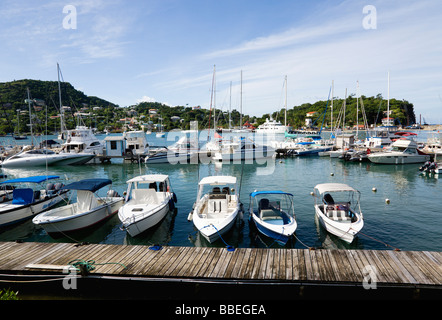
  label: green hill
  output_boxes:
[0,79,416,135]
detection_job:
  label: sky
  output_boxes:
[1,0,442,122]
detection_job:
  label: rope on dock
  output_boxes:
[68,259,127,275]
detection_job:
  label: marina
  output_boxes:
[0,130,441,300]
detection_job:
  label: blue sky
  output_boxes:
[1,0,442,122]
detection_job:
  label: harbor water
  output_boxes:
[0,130,441,252]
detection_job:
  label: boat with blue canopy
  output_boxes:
[0,175,68,227]
[249,190,297,245]
[33,178,124,235]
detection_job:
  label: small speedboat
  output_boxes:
[249,190,297,245]
[0,175,69,227]
[33,178,123,235]
[313,183,364,243]
[118,174,176,237]
[189,176,241,243]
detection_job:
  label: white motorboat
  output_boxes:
[313,183,364,243]
[368,139,430,164]
[249,191,297,245]
[118,174,176,237]
[33,178,123,235]
[212,137,275,162]
[145,135,199,164]
[0,148,95,168]
[189,176,241,243]
[60,126,104,163]
[0,175,69,227]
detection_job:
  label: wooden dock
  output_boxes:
[0,241,440,300]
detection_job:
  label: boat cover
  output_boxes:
[0,175,60,184]
[250,190,293,197]
[62,179,112,192]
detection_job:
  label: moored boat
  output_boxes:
[249,190,297,245]
[368,139,430,164]
[33,178,123,235]
[313,183,364,243]
[118,174,176,237]
[189,176,241,243]
[0,175,69,227]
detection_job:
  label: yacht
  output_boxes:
[212,137,275,162]
[60,126,104,163]
[368,139,430,164]
[1,148,95,168]
[255,118,291,134]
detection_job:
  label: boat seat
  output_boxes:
[208,198,228,214]
[260,208,283,221]
[131,189,158,205]
[326,209,351,222]
[12,188,34,205]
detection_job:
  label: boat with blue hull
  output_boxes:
[249,191,297,245]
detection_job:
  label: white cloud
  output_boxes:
[136,96,156,104]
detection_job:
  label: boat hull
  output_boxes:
[250,212,297,245]
[368,154,429,164]
[0,191,69,227]
[1,154,95,168]
[314,205,363,243]
[33,197,123,234]
[118,197,172,237]
[192,208,239,243]
[145,152,196,164]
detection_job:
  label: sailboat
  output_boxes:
[13,109,26,140]
[2,88,95,168]
[56,63,104,163]
[156,116,165,138]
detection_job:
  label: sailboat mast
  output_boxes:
[26,88,33,145]
[331,80,334,133]
[57,63,65,134]
[387,71,390,126]
[240,70,243,129]
[284,75,287,128]
[356,81,359,137]
[229,81,232,130]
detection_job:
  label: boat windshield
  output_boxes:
[251,192,295,217]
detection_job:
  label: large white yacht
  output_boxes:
[60,126,104,163]
[255,118,291,134]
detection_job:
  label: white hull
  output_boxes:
[212,147,275,162]
[1,153,94,168]
[119,195,172,237]
[0,192,69,227]
[33,197,123,234]
[314,205,363,243]
[192,206,239,243]
[145,152,197,164]
[368,153,429,164]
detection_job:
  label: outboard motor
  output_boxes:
[107,190,120,198]
[419,161,431,172]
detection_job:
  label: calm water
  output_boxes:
[0,131,441,252]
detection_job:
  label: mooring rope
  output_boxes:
[68,259,127,273]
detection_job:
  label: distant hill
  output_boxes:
[0,79,118,135]
[0,79,417,136]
